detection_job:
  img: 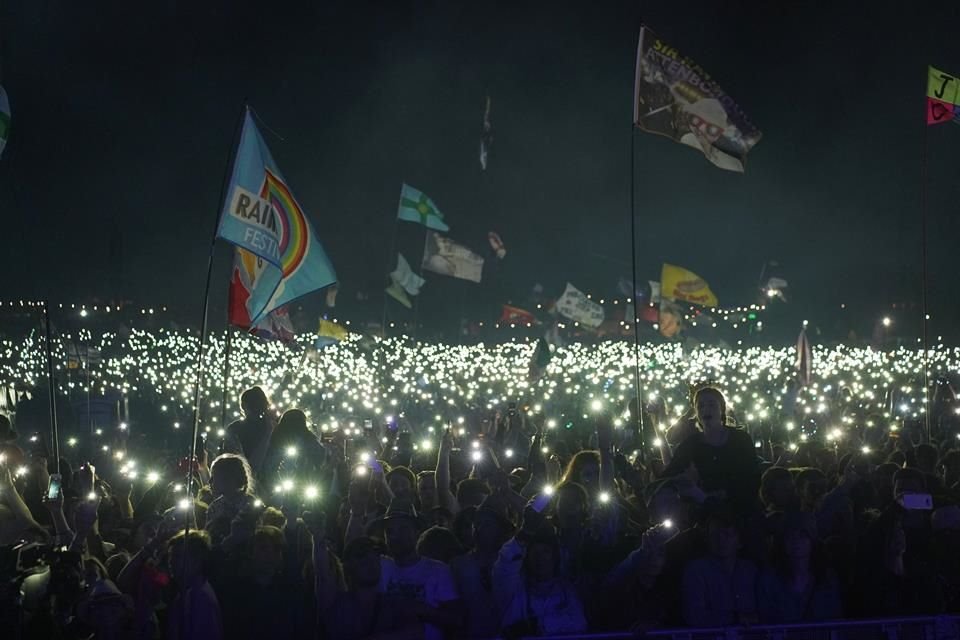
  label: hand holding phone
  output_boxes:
[530,491,553,513]
[45,474,63,502]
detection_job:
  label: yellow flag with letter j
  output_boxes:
[661,263,718,307]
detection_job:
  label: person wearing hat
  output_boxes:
[375,498,462,640]
[757,511,842,623]
[451,495,514,638]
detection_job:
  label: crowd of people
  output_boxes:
[1,381,960,639]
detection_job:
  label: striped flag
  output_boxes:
[795,327,812,387]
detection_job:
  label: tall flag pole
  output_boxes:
[631,23,761,450]
[919,65,960,440]
[186,104,248,506]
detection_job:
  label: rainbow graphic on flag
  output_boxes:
[261,169,309,278]
[217,108,336,323]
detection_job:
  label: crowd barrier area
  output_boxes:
[508,616,960,640]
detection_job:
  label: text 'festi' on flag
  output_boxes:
[555,283,605,329]
[634,25,761,172]
[217,108,337,323]
[421,232,484,283]
[397,184,450,232]
[660,263,718,308]
[927,66,960,125]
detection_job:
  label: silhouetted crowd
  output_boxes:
[1,384,959,639]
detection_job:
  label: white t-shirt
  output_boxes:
[379,556,458,640]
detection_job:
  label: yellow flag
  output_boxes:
[661,263,718,308]
[317,319,348,343]
[928,66,959,104]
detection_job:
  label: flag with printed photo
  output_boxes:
[421,232,484,283]
[218,108,336,322]
[634,25,761,171]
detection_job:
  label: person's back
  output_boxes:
[224,387,273,475]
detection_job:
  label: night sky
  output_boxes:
[2,1,960,342]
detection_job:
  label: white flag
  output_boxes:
[391,254,425,296]
[649,280,661,304]
[555,283,604,328]
[422,232,484,284]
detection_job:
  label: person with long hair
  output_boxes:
[262,409,325,485]
[662,386,761,516]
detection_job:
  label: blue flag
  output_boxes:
[217,108,336,322]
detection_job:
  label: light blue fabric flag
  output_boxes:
[217,108,336,322]
[396,183,450,232]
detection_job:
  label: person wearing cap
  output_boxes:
[375,498,462,640]
[451,495,514,638]
[757,511,842,623]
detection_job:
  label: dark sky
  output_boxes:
[2,1,960,341]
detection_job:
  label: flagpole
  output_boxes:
[42,302,61,476]
[381,213,401,339]
[187,103,247,501]
[220,327,233,429]
[628,127,647,463]
[919,103,931,442]
[413,226,429,342]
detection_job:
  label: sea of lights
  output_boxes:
[1,329,956,456]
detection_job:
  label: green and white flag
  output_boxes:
[397,183,450,232]
[385,281,413,309]
[0,86,10,159]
